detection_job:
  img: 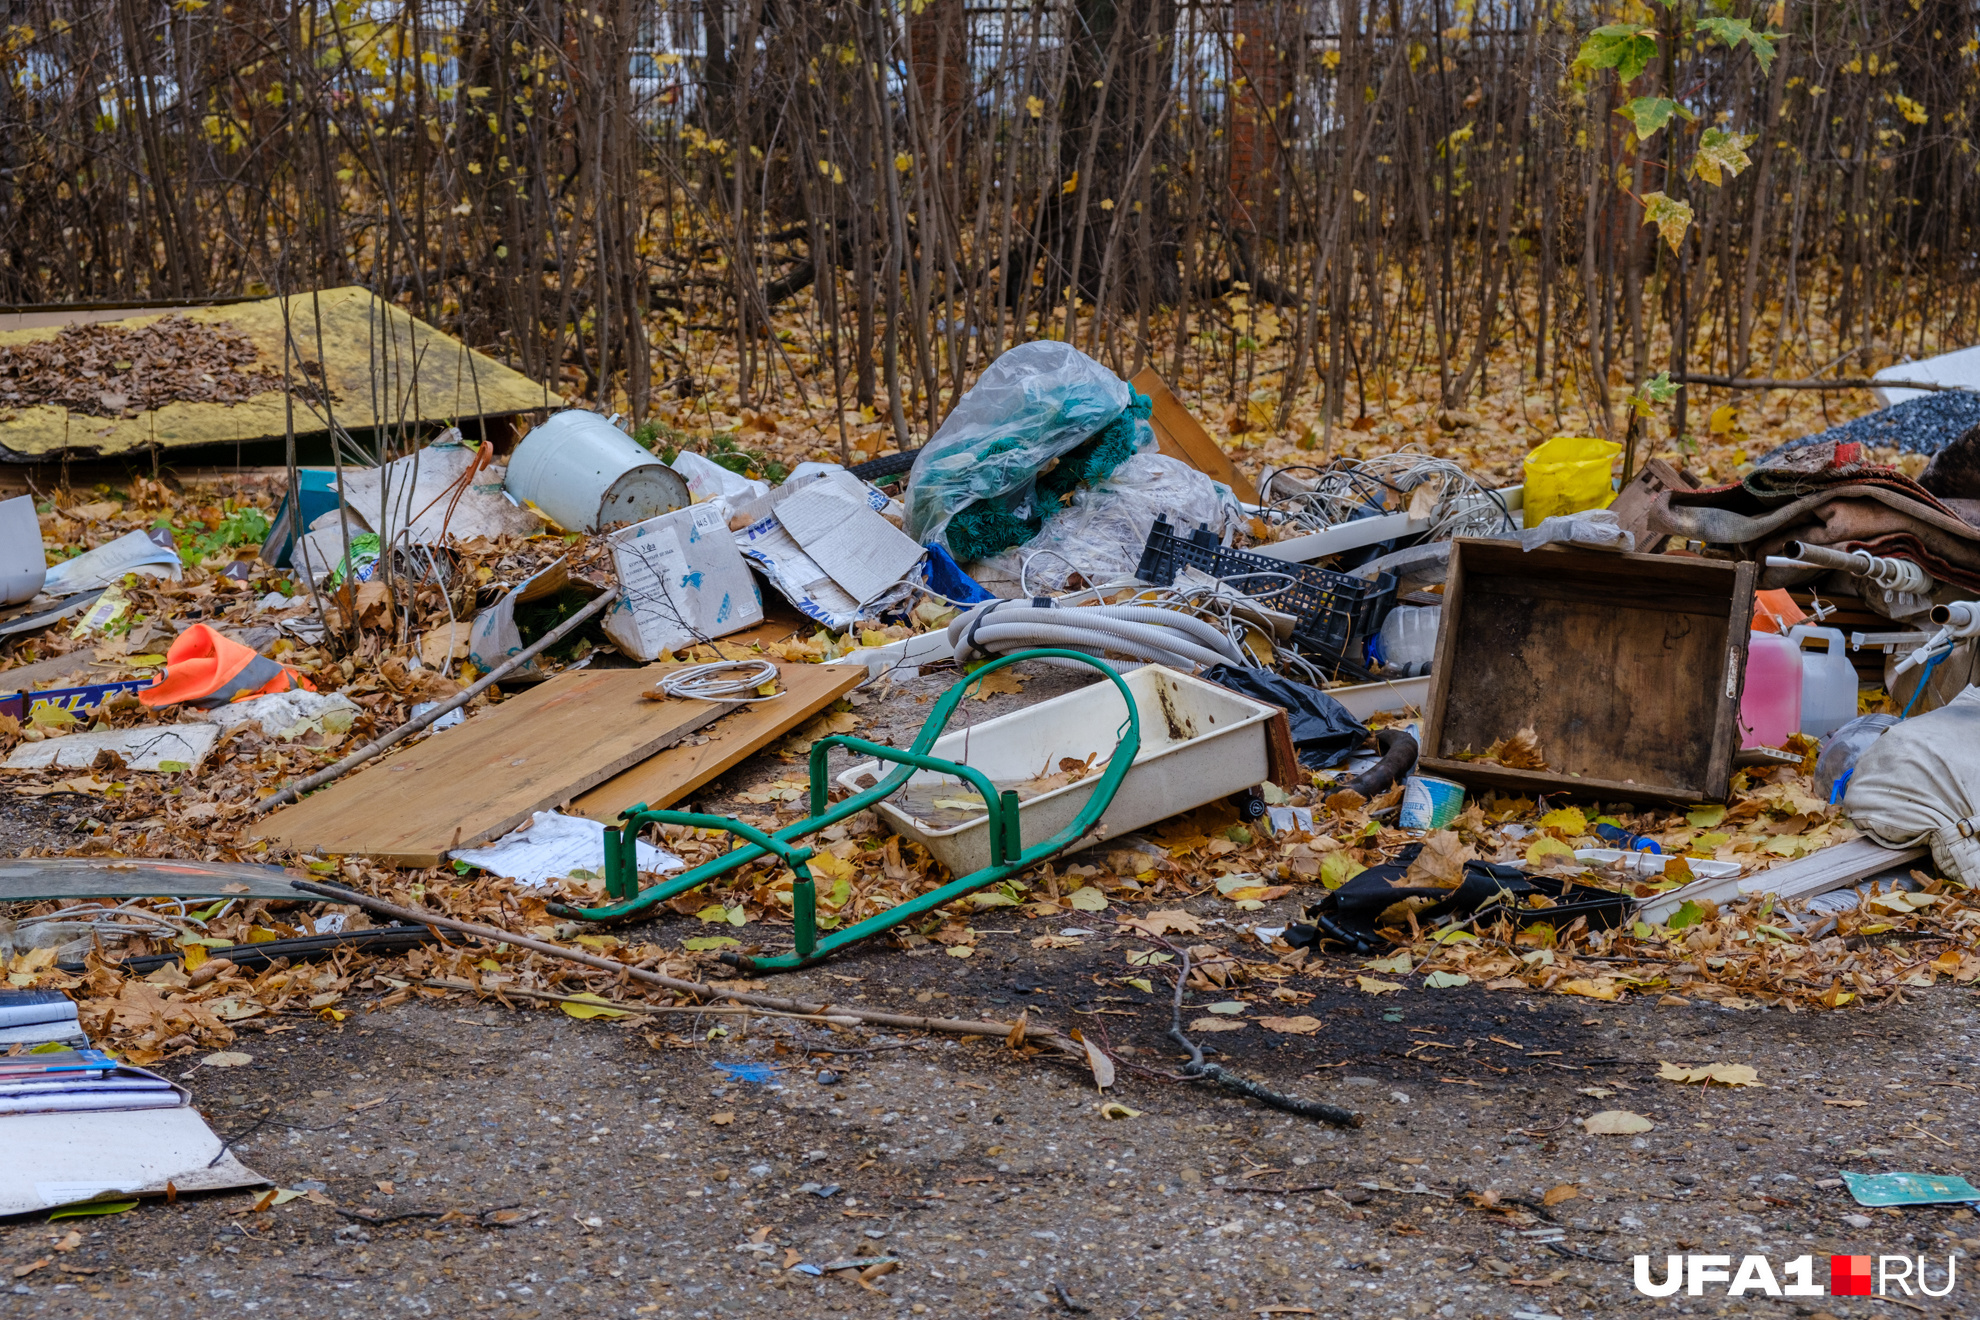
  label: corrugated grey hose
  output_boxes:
[946,599,1247,672]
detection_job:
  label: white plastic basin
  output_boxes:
[835,664,1278,876]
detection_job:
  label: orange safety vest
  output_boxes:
[138,623,315,709]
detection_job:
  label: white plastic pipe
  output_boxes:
[947,600,1246,671]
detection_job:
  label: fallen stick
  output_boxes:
[1671,373,1973,394]
[422,977,865,1025]
[292,879,1082,1055]
[257,587,621,810]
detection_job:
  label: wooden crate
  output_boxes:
[1420,540,1757,805]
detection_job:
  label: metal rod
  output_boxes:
[256,586,620,810]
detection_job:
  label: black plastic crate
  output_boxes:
[1136,514,1397,666]
[1134,514,1226,583]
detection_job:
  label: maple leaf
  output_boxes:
[1492,726,1549,770]
[1640,192,1694,254]
[1574,24,1660,84]
[1615,96,1694,138]
[1691,128,1756,186]
[1693,16,1783,74]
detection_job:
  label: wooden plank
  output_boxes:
[251,665,729,866]
[1637,837,1927,925]
[570,662,864,821]
[1130,368,1258,503]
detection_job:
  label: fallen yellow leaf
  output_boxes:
[1582,1110,1655,1136]
[1657,1060,1760,1088]
[558,993,633,1021]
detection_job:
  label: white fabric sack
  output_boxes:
[1843,685,1980,884]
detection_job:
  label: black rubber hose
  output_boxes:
[1339,727,1418,798]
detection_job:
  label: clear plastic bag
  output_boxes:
[1815,712,1900,803]
[903,341,1132,553]
[970,449,1238,594]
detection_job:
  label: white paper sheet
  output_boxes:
[42,528,182,596]
[0,1106,266,1216]
[338,435,542,545]
[451,810,684,887]
[775,483,926,606]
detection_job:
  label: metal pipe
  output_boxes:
[1929,601,1980,637]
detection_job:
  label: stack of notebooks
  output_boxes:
[0,1048,184,1115]
[0,988,89,1050]
[0,996,269,1216]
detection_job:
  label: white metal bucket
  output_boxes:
[505,410,689,533]
[0,495,45,606]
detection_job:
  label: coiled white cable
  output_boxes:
[946,599,1247,671]
[655,659,785,702]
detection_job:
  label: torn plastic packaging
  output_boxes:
[1287,846,1633,955]
[1199,663,1367,770]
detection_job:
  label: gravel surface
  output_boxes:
[5,911,1977,1319]
[1763,391,1980,462]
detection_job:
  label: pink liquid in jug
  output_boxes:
[1739,630,1803,748]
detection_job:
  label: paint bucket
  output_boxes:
[504,410,689,533]
[0,495,45,606]
[1398,773,1464,832]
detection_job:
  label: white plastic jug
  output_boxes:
[1789,623,1857,739]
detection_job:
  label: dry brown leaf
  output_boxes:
[1491,726,1548,770]
[1082,1036,1116,1090]
[1541,1184,1580,1207]
[1124,908,1203,937]
[1255,1015,1323,1035]
[1404,829,1475,887]
[968,668,1026,701]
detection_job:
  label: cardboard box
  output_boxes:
[602,503,763,660]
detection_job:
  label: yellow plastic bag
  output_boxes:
[1522,435,1622,528]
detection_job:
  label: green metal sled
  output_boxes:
[545,648,1139,973]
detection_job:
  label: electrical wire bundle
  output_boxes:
[653,658,785,702]
[1258,450,1514,542]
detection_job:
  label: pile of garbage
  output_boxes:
[5,335,1980,1133]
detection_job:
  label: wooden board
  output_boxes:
[1637,837,1928,925]
[1421,539,1755,806]
[251,665,728,866]
[570,661,864,821]
[1607,457,1696,555]
[0,287,558,461]
[1130,368,1258,503]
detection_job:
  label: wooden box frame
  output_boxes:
[1420,539,1757,805]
